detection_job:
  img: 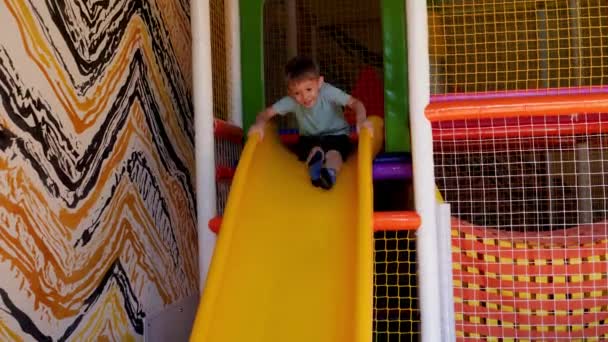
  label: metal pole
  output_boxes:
[437,203,456,341]
[405,1,443,341]
[225,0,243,127]
[192,0,217,291]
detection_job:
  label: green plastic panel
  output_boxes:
[381,0,410,152]
[240,0,266,132]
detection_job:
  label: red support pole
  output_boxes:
[214,119,243,143]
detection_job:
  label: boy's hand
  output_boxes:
[357,119,374,137]
[248,122,265,140]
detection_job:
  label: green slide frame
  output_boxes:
[380,0,410,152]
[240,0,410,152]
[240,1,266,132]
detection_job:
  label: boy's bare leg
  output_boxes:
[324,150,343,172]
[318,150,342,190]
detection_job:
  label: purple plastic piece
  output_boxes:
[430,85,608,103]
[374,153,411,164]
[373,162,413,180]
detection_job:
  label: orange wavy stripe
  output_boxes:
[72,286,137,341]
[0,184,189,317]
[5,0,194,172]
[0,319,23,341]
[0,105,197,296]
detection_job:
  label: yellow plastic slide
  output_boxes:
[191,117,383,342]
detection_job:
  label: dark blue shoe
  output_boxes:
[308,150,324,186]
[318,168,336,190]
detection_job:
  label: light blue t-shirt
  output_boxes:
[271,83,351,136]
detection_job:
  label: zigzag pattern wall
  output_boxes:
[0,0,197,340]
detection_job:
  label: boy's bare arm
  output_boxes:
[248,107,278,139]
[347,97,373,134]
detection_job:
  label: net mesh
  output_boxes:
[214,138,242,215]
[434,116,608,340]
[428,0,608,95]
[210,0,242,215]
[429,2,608,339]
[374,231,420,341]
[210,0,230,121]
[427,2,608,339]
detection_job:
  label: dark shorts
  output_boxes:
[295,134,353,162]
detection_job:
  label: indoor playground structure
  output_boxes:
[191,0,608,341]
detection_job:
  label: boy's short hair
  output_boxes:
[285,56,320,82]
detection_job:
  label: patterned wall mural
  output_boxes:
[0,0,197,340]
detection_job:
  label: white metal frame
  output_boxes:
[437,203,456,341]
[192,0,217,291]
[226,0,243,127]
[193,0,243,293]
[405,1,445,341]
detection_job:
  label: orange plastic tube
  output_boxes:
[373,211,420,231]
[209,210,422,233]
[426,93,608,122]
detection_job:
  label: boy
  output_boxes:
[249,56,372,190]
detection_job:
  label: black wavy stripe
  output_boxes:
[0,260,145,341]
[0,0,195,339]
[74,151,182,271]
[177,0,190,20]
[76,260,145,338]
[0,48,80,184]
[0,47,195,218]
[0,289,52,341]
[127,152,181,266]
[27,0,193,143]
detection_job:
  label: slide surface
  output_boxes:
[191,119,382,342]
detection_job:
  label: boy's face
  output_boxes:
[287,76,324,108]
